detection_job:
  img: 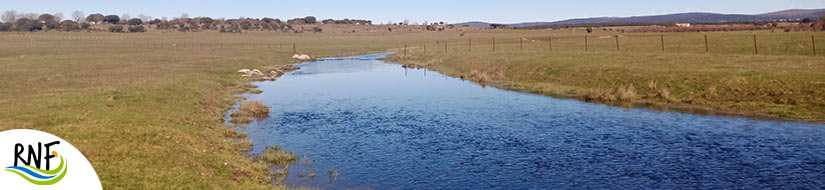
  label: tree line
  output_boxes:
[0,10,374,33]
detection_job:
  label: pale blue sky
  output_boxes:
[4,0,825,23]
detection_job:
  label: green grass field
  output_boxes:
[0,28,823,189]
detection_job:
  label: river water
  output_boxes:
[240,53,825,189]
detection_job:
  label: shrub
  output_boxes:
[128,25,145,32]
[15,18,42,31]
[80,22,90,29]
[108,25,123,32]
[0,22,11,31]
[127,18,142,25]
[103,15,120,24]
[59,20,80,31]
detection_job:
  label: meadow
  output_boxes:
[0,28,823,189]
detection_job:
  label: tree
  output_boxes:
[138,14,152,22]
[103,15,120,24]
[59,20,80,31]
[2,10,16,22]
[0,22,12,31]
[72,11,84,22]
[54,13,63,21]
[15,18,42,31]
[815,13,825,32]
[127,18,142,25]
[86,13,104,24]
[108,25,123,32]
[128,25,145,32]
[38,14,59,30]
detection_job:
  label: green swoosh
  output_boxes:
[23,156,64,175]
[5,159,68,185]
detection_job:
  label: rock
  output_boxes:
[292,54,311,60]
[238,69,251,73]
[279,65,301,72]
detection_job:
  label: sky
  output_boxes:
[3,0,825,24]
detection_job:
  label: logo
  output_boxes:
[0,129,101,189]
[5,141,68,185]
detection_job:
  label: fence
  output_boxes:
[397,33,824,58]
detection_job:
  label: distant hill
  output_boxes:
[455,9,825,28]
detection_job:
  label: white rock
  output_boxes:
[292,54,311,60]
[238,69,251,73]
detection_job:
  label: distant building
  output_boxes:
[675,23,691,27]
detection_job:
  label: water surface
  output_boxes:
[241,53,825,189]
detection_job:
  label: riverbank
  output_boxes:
[0,31,395,189]
[389,49,825,122]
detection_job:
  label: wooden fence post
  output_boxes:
[704,34,709,53]
[753,35,758,55]
[585,36,589,52]
[468,38,472,51]
[493,37,496,51]
[615,35,620,51]
[444,41,448,53]
[293,43,297,54]
[520,37,523,50]
[549,36,552,52]
[660,35,665,52]
[424,45,427,56]
[813,36,817,56]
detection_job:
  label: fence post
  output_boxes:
[468,38,472,51]
[520,37,524,50]
[704,34,709,53]
[444,41,448,53]
[660,35,665,52]
[293,43,297,54]
[813,36,817,56]
[549,36,552,52]
[753,35,758,55]
[615,35,620,51]
[585,36,589,52]
[424,45,427,56]
[493,37,496,51]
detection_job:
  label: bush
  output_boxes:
[108,25,123,32]
[127,18,142,25]
[0,22,11,31]
[59,20,80,31]
[15,18,42,31]
[128,25,145,32]
[103,15,120,24]
[80,22,90,29]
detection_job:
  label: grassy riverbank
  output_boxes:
[0,31,397,189]
[392,30,825,121]
[0,29,822,189]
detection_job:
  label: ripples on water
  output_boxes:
[241,53,825,189]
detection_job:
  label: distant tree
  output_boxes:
[137,14,152,22]
[304,16,317,24]
[54,13,63,21]
[149,19,161,25]
[38,14,59,30]
[586,27,593,33]
[802,18,812,23]
[312,26,322,32]
[127,18,142,25]
[103,15,120,24]
[15,18,42,31]
[128,25,145,32]
[108,25,123,32]
[80,22,90,29]
[2,10,17,22]
[815,13,825,31]
[0,22,12,31]
[59,20,80,31]
[86,13,104,24]
[72,11,84,22]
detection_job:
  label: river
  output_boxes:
[239,53,825,189]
